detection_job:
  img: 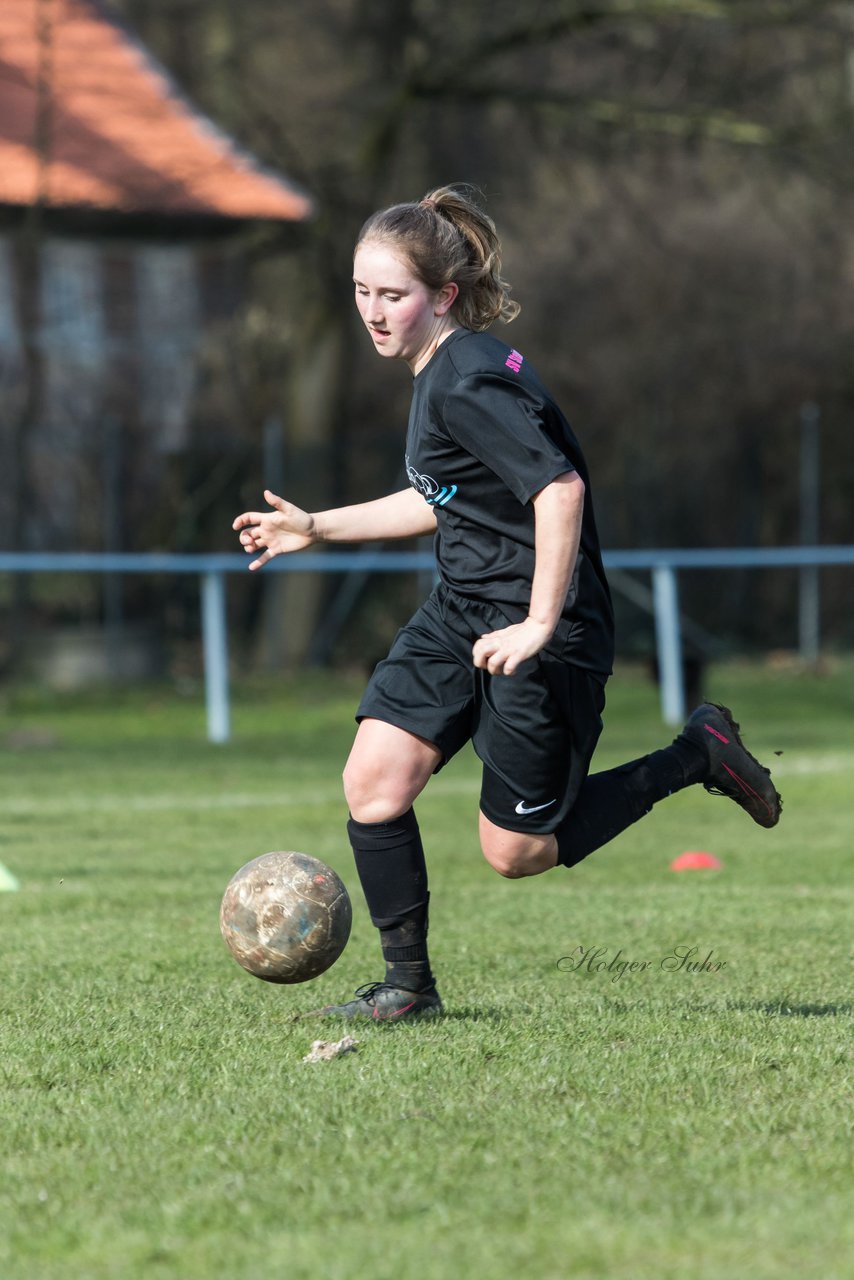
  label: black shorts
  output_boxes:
[356,584,607,834]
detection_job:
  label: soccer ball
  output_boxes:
[220,851,352,984]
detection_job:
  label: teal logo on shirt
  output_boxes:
[428,485,457,507]
[406,456,457,507]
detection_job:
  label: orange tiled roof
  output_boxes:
[0,0,313,221]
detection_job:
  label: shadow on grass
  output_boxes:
[438,1005,509,1024]
[294,1000,853,1026]
[729,999,853,1018]
[554,994,853,1021]
[292,1005,508,1026]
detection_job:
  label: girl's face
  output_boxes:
[353,240,458,375]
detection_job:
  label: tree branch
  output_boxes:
[410,81,790,147]
[437,0,843,72]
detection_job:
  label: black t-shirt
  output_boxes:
[406,328,614,677]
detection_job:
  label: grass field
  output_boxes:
[1,660,852,1280]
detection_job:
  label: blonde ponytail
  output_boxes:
[356,184,520,331]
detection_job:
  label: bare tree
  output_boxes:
[106,0,854,652]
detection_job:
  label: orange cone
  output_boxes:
[670,851,723,872]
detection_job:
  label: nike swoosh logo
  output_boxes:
[373,1001,416,1020]
[514,798,557,815]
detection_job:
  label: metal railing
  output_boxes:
[1,546,852,741]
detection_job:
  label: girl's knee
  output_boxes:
[343,725,440,823]
[479,827,558,879]
[484,848,531,879]
[342,758,415,823]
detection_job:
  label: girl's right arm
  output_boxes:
[232,488,436,571]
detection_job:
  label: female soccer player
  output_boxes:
[233,185,781,1020]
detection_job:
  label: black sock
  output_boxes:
[556,736,708,869]
[347,808,434,992]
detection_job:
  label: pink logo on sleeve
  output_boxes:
[505,349,523,373]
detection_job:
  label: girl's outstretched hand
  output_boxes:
[232,490,317,570]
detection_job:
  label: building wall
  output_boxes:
[0,231,223,554]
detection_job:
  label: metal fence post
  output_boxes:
[652,564,685,726]
[201,570,231,744]
[799,402,821,664]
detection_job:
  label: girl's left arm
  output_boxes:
[472,471,585,677]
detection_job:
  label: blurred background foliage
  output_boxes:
[8,0,854,668]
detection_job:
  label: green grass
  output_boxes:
[1,661,852,1280]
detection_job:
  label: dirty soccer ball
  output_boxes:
[220,851,352,984]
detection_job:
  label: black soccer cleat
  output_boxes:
[308,981,443,1022]
[680,702,782,828]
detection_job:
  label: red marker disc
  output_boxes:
[670,851,723,871]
